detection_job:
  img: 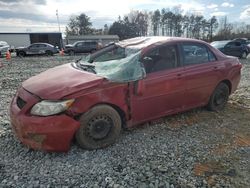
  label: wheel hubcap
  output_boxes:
[214,90,226,106]
[87,115,113,140]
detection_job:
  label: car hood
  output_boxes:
[65,44,73,48]
[22,63,104,99]
[16,47,27,50]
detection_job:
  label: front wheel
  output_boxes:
[45,50,53,56]
[76,105,122,150]
[241,51,247,59]
[207,82,229,111]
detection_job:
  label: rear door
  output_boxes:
[27,44,39,55]
[38,44,47,54]
[224,42,242,57]
[130,44,187,124]
[181,42,223,108]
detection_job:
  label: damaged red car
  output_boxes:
[10,37,242,152]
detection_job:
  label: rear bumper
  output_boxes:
[230,63,242,94]
[9,87,80,152]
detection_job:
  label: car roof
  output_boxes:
[75,41,97,43]
[31,43,51,45]
[118,36,228,60]
[117,36,208,49]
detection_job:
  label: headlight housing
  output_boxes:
[30,99,75,116]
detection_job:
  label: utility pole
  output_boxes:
[56,9,61,33]
[56,9,63,50]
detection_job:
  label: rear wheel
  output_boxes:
[207,82,229,111]
[18,51,25,57]
[76,105,122,150]
[69,50,75,56]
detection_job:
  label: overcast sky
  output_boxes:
[0,0,250,33]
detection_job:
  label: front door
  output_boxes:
[130,44,186,125]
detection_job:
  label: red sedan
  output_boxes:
[10,37,242,152]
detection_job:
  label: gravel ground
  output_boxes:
[0,55,249,188]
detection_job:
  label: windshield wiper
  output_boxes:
[78,62,96,74]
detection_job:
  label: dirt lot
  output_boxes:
[0,56,249,188]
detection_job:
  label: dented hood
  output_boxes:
[22,63,104,99]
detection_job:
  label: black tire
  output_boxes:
[69,50,75,56]
[76,105,122,150]
[18,51,25,57]
[45,50,53,56]
[207,82,229,111]
[241,51,247,59]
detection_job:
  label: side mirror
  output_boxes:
[135,79,145,96]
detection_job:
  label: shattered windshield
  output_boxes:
[79,49,146,83]
[81,44,140,63]
[94,51,145,83]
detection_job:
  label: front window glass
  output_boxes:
[29,44,38,49]
[142,45,178,73]
[76,42,83,47]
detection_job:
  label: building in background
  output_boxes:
[65,35,119,46]
[0,32,63,49]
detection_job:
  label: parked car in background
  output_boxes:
[10,37,242,152]
[16,43,59,57]
[64,41,102,55]
[245,40,250,49]
[232,38,250,52]
[211,40,249,58]
[0,41,10,57]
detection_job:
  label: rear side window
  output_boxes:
[29,44,39,49]
[226,42,241,47]
[182,43,216,65]
[38,44,47,48]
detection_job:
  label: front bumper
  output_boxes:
[9,87,80,152]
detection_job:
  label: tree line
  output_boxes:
[65,7,250,42]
